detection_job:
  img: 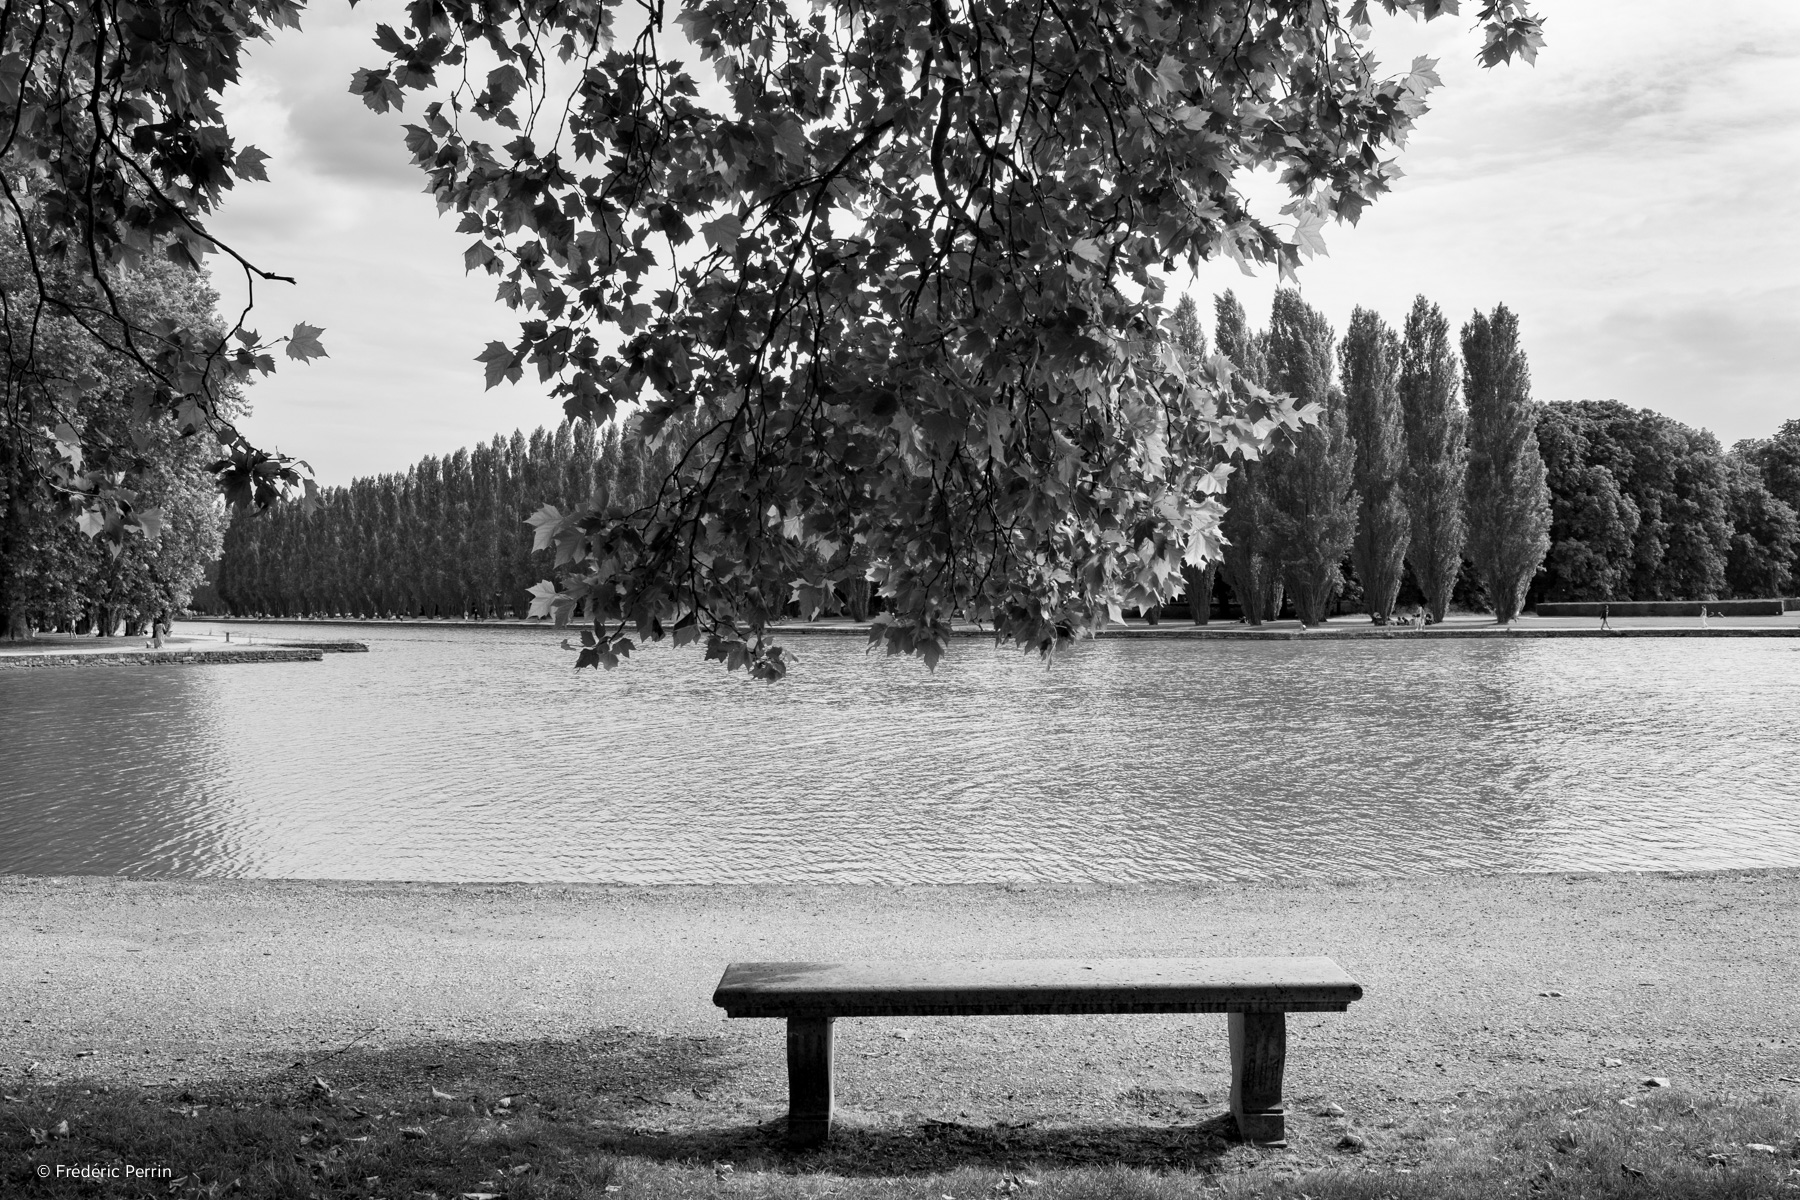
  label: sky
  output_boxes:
[206,2,1800,486]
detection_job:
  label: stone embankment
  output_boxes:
[0,646,325,668]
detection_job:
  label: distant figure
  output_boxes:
[1700,605,1709,630]
[1600,604,1611,630]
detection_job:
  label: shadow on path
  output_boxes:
[593,1112,1238,1174]
[13,1028,1243,1178]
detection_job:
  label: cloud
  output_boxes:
[1571,289,1800,437]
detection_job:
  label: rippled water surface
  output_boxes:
[3,622,1797,882]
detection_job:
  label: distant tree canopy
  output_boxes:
[1,240,231,637]
[1,0,1544,673]
[1529,401,1735,604]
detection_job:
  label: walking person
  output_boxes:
[1700,605,1709,630]
[1600,603,1610,631]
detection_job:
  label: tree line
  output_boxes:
[204,419,697,622]
[200,290,1797,625]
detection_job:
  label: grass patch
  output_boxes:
[3,1069,1796,1200]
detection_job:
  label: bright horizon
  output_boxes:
[207,2,1800,486]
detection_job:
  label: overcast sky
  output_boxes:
[208,2,1800,486]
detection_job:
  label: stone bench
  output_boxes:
[712,956,1363,1147]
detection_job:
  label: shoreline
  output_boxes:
[6,868,1796,1123]
[170,613,1800,639]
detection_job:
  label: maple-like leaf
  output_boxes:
[285,323,328,362]
[526,580,560,619]
[701,213,743,255]
[1291,210,1329,260]
[477,342,519,390]
[525,505,563,552]
[1404,56,1444,94]
[235,146,271,182]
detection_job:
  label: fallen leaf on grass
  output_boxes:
[51,1119,68,1138]
[460,1194,502,1199]
[1746,1144,1779,1154]
[432,1087,457,1101]
[399,1125,427,1139]
[1643,1077,1671,1088]
[1621,1164,1645,1178]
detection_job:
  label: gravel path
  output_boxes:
[3,871,1797,1133]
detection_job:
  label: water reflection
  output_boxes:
[1,624,1796,882]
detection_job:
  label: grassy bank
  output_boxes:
[6,1069,1797,1200]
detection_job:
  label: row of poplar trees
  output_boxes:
[1174,288,1549,625]
[208,418,689,621]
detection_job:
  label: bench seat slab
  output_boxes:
[714,957,1362,1018]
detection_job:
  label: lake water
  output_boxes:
[2,622,1797,883]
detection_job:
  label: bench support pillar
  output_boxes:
[786,1016,835,1147]
[1228,1011,1287,1145]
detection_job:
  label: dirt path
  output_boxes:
[3,871,1797,1136]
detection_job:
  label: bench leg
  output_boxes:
[1228,1011,1287,1145]
[786,1016,835,1148]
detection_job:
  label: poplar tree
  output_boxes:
[1340,308,1410,624]
[1263,290,1358,626]
[1398,296,1469,622]
[1462,304,1551,622]
[1214,292,1277,625]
